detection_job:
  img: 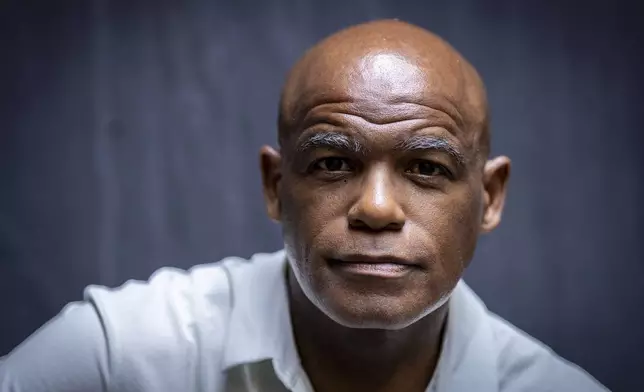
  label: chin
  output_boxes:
[285,247,455,330]
[324,307,419,330]
[317,289,451,330]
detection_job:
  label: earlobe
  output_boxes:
[480,156,511,233]
[259,146,283,222]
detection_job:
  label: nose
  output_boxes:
[348,166,405,231]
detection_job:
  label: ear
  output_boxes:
[259,145,283,222]
[480,156,511,233]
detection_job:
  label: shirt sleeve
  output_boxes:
[0,301,111,392]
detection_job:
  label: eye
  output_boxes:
[314,157,352,172]
[406,160,449,177]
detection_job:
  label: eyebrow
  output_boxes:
[295,131,466,166]
[296,132,366,155]
[394,135,466,167]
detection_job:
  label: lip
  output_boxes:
[331,254,420,267]
[327,254,420,278]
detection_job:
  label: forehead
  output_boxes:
[287,50,471,147]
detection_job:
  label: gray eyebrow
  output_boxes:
[296,132,366,154]
[395,135,466,167]
[295,131,466,167]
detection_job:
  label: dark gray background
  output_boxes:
[1,0,642,390]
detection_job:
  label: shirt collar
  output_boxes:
[222,250,499,391]
[222,250,305,389]
[433,281,500,391]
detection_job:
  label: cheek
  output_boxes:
[411,186,481,267]
[279,178,350,247]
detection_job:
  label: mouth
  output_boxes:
[327,254,421,278]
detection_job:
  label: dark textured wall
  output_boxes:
[1,1,642,390]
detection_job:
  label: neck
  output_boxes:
[288,269,448,392]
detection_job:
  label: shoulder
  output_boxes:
[86,257,235,337]
[1,253,284,392]
[84,251,284,354]
[485,310,608,391]
[86,258,233,349]
[450,282,607,392]
[83,250,284,390]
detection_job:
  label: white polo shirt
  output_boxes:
[0,250,607,391]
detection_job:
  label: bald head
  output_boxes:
[278,19,490,160]
[260,19,510,332]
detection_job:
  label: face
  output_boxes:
[262,52,508,329]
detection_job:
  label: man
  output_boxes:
[0,20,607,392]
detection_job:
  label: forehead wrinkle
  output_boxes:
[294,77,467,129]
[303,106,430,128]
[300,101,463,142]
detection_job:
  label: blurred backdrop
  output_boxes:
[1,0,643,390]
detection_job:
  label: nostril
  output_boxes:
[348,217,404,232]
